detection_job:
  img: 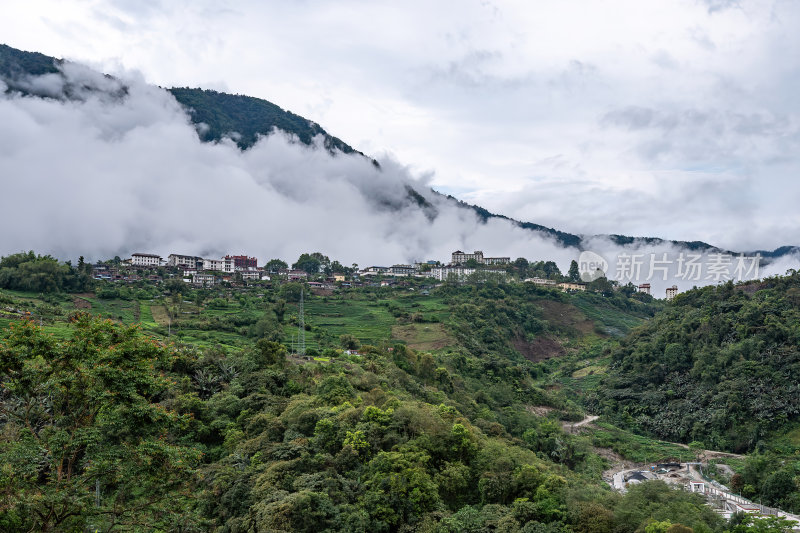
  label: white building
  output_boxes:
[666,285,679,300]
[391,264,417,276]
[638,283,651,295]
[525,277,556,286]
[202,258,225,271]
[168,254,201,269]
[484,256,511,265]
[430,266,475,281]
[192,273,217,287]
[239,270,265,281]
[131,253,163,267]
[360,266,391,276]
[451,250,483,264]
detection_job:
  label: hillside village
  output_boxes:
[93,249,680,299]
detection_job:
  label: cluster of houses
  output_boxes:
[98,249,677,297]
[126,253,267,286]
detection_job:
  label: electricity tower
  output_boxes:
[297,289,306,356]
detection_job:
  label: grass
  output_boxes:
[590,422,697,463]
[571,364,607,378]
[570,293,648,336]
[300,298,397,346]
[767,424,800,454]
[391,322,455,351]
[149,305,170,327]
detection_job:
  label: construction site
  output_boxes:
[606,461,800,527]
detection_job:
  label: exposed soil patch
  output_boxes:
[598,448,644,481]
[310,289,335,297]
[737,281,768,295]
[72,297,92,309]
[514,335,566,362]
[525,405,557,417]
[392,323,455,351]
[538,300,596,336]
[150,305,169,326]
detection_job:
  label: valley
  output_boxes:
[3,250,800,531]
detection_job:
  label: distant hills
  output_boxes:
[1,43,796,258]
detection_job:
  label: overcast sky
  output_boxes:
[3,0,799,251]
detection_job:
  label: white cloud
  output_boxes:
[0,66,580,271]
[1,0,800,252]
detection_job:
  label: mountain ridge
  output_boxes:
[1,43,796,259]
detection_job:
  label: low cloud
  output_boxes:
[0,65,578,269]
[2,63,797,295]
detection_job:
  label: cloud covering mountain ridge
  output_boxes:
[1,44,798,295]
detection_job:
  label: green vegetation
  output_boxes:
[593,275,800,452]
[0,316,199,531]
[0,43,60,81]
[0,251,92,293]
[168,87,362,153]
[4,248,800,530]
[592,273,800,512]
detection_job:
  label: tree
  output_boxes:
[293,253,322,275]
[339,334,360,350]
[265,258,288,273]
[255,339,288,366]
[568,260,580,281]
[732,514,796,533]
[0,316,200,531]
[538,261,557,278]
[279,282,304,302]
[514,257,530,277]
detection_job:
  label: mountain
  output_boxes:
[592,274,800,453]
[1,43,796,259]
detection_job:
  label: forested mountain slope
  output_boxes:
[592,273,800,453]
[2,252,735,532]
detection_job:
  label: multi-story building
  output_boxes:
[192,273,217,287]
[361,266,390,276]
[451,251,510,265]
[281,269,308,281]
[202,258,225,271]
[451,250,484,265]
[638,283,651,295]
[131,253,162,267]
[526,277,556,286]
[558,282,586,292]
[430,266,475,281]
[168,254,202,269]
[391,264,417,276]
[665,285,679,300]
[225,255,258,271]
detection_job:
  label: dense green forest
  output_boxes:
[592,273,800,512]
[0,298,721,533]
[167,88,363,153]
[0,251,92,293]
[593,274,800,451]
